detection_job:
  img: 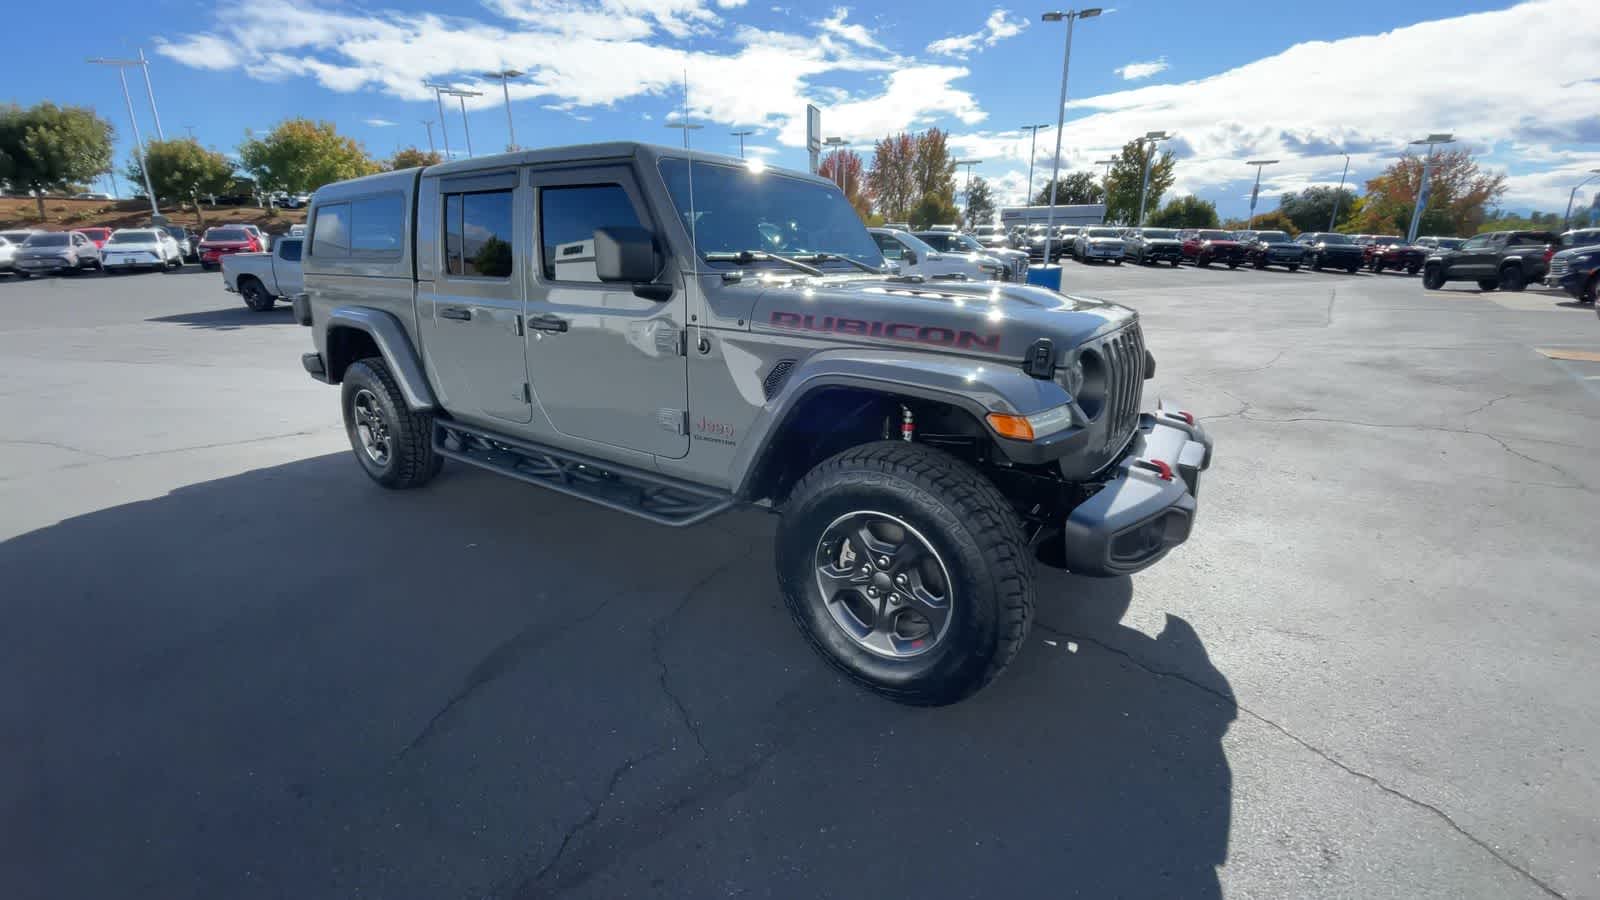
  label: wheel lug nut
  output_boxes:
[895,574,908,585]
[877,556,890,568]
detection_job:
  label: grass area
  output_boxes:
[0,197,307,234]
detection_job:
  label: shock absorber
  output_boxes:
[901,405,915,442]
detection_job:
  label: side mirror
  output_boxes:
[903,249,918,265]
[593,226,659,284]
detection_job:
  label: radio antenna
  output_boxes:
[682,68,706,353]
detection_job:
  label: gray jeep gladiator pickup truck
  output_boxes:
[294,142,1214,705]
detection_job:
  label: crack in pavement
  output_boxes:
[0,438,109,459]
[0,428,340,482]
[1461,392,1516,418]
[524,747,668,889]
[647,552,753,762]
[1033,622,1567,899]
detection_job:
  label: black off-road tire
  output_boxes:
[776,441,1034,706]
[1169,257,1180,267]
[239,277,275,311]
[1287,263,1300,272]
[1476,278,1499,291]
[1423,264,1446,289]
[1226,260,1239,269]
[340,357,442,489]
[1499,265,1526,292]
[1252,258,1266,269]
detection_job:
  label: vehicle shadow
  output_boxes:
[145,305,294,330]
[0,454,1235,900]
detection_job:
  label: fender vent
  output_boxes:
[763,359,797,399]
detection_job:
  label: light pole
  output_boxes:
[1136,130,1169,227]
[1405,133,1454,244]
[1563,169,1600,230]
[482,69,523,151]
[957,158,983,226]
[1093,156,1115,209]
[87,57,159,218]
[823,136,847,188]
[1245,159,1278,228]
[1039,7,1101,264]
[421,120,436,156]
[730,130,755,159]
[183,124,196,140]
[664,121,704,149]
[137,48,164,141]
[1020,123,1050,205]
[424,82,452,158]
[442,88,484,157]
[1328,152,1351,231]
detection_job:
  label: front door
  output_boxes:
[421,174,532,424]
[524,165,689,458]
[1452,234,1495,280]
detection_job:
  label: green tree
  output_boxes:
[1032,171,1101,206]
[0,102,115,220]
[388,146,442,170]
[1278,186,1359,234]
[125,139,235,229]
[909,191,960,230]
[239,118,379,195]
[1103,138,1176,225]
[963,176,996,229]
[1245,209,1298,235]
[1348,148,1505,237]
[1148,195,1220,228]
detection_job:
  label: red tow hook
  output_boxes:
[1136,459,1175,481]
[1175,410,1195,425]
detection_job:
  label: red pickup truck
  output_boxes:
[1180,229,1244,268]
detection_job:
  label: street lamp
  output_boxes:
[957,158,983,226]
[1405,133,1454,243]
[421,120,436,156]
[1093,156,1116,205]
[1245,159,1278,228]
[1136,130,1170,227]
[1328,152,1351,231]
[1563,169,1600,230]
[424,82,453,158]
[730,129,755,159]
[87,57,159,218]
[1038,7,1101,263]
[482,69,523,151]
[823,136,847,188]
[664,121,704,149]
[1020,123,1050,205]
[441,87,484,157]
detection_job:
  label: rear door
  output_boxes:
[1452,234,1495,279]
[419,174,533,424]
[523,164,689,458]
[275,239,303,295]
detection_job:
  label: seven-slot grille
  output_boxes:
[1097,322,1146,452]
[1549,257,1570,279]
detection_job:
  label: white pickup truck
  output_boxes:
[221,236,303,311]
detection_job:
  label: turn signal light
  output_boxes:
[986,412,1034,441]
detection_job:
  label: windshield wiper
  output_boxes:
[792,252,886,274]
[703,250,823,276]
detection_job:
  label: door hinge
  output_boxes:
[522,383,532,403]
[514,314,524,336]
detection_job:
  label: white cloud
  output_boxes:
[364,118,397,127]
[815,7,885,51]
[927,9,1028,59]
[153,34,240,70]
[1114,57,1168,80]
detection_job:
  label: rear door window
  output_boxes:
[443,190,514,278]
[278,239,303,262]
[350,194,404,257]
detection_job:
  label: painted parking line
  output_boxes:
[1535,347,1600,363]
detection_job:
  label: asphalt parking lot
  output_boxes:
[2,262,1597,899]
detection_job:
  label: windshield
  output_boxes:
[1140,229,1177,239]
[25,233,69,247]
[1372,236,1405,246]
[658,159,882,268]
[1086,228,1119,238]
[110,231,159,243]
[204,228,249,242]
[974,226,1000,236]
[1559,230,1600,248]
[919,233,985,252]
[1434,238,1463,249]
[1199,230,1234,241]
[1316,233,1353,244]
[1254,231,1290,242]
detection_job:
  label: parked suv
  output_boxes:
[914,229,1028,281]
[1296,232,1364,273]
[870,228,1003,281]
[1236,230,1304,271]
[14,231,102,275]
[198,226,262,268]
[293,144,1215,705]
[1421,230,1556,292]
[1180,229,1243,268]
[1072,226,1125,264]
[1122,228,1182,266]
[1363,236,1426,275]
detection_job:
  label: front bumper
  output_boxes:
[1060,401,1214,576]
[1548,269,1591,296]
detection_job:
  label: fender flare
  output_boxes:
[730,348,1075,499]
[325,306,437,411]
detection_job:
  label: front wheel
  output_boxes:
[1311,254,1323,271]
[777,441,1034,706]
[1287,264,1300,272]
[1197,255,1211,268]
[1226,261,1238,269]
[1170,257,1180,267]
[1112,258,1122,266]
[340,358,442,489]
[1581,273,1599,304]
[1499,266,1526,292]
[1371,260,1384,274]
[1345,263,1360,274]
[1423,265,1446,289]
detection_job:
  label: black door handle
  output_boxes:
[527,314,569,333]
[440,307,472,321]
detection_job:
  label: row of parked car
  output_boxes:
[0,223,291,277]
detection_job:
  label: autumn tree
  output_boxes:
[1032,171,1101,206]
[910,127,956,204]
[125,139,235,228]
[239,118,379,195]
[0,102,115,220]
[868,129,957,223]
[389,146,443,170]
[1148,195,1220,228]
[819,147,869,218]
[1103,138,1176,224]
[1244,209,1298,235]
[1348,149,1505,237]
[963,176,996,229]
[867,132,915,221]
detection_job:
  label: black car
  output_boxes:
[164,225,200,262]
[1122,227,1184,266]
[1296,232,1364,272]
[1421,230,1556,292]
[1545,244,1600,304]
[1236,230,1305,271]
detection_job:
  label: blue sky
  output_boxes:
[5,0,1598,217]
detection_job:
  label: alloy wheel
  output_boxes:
[813,511,953,659]
[351,389,392,466]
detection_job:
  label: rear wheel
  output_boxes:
[1371,260,1384,274]
[1581,273,1599,304]
[1406,265,1420,275]
[340,358,442,489]
[1345,263,1359,274]
[239,277,275,311]
[1287,264,1300,272]
[1476,278,1498,291]
[1252,258,1266,269]
[1170,257,1180,267]
[777,441,1033,706]
[1498,265,1525,292]
[1112,258,1122,266]
[1197,254,1211,268]
[1226,261,1238,269]
[1312,254,1324,271]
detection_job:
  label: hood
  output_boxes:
[1142,237,1181,245]
[1201,239,1241,247]
[19,246,72,257]
[750,274,1135,362]
[1553,245,1600,261]
[106,241,163,252]
[1257,240,1302,250]
[1086,237,1123,244]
